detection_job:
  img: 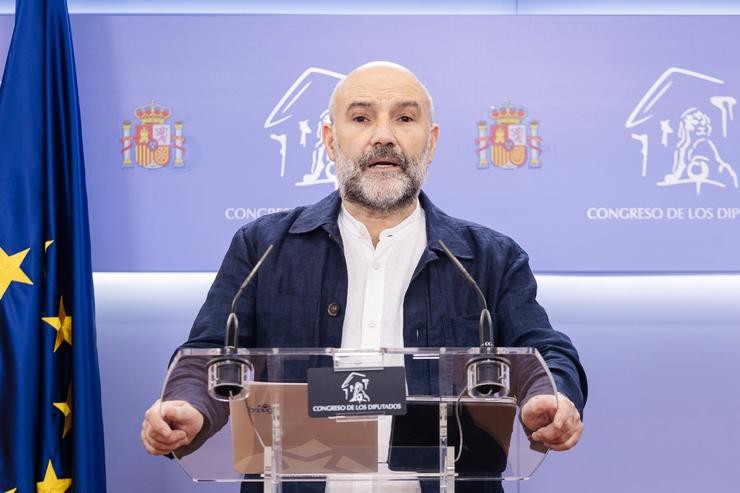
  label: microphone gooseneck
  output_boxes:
[438,240,509,398]
[224,244,274,350]
[437,240,493,347]
[207,244,274,402]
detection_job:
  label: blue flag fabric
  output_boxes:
[0,0,107,492]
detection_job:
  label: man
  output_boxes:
[141,61,587,490]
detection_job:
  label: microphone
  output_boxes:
[207,244,274,402]
[438,240,510,398]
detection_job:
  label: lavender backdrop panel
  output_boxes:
[0,16,11,70]
[4,15,740,271]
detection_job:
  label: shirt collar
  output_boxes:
[289,190,474,260]
[338,199,423,241]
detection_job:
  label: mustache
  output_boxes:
[357,146,408,170]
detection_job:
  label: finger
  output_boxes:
[141,429,161,455]
[146,418,187,443]
[141,426,180,455]
[531,412,577,443]
[144,437,184,455]
[521,395,557,429]
[543,422,583,451]
[144,423,188,449]
[534,413,583,447]
[162,402,204,439]
[142,421,191,454]
[163,402,195,424]
[526,395,556,417]
[144,406,187,443]
[531,423,562,443]
[550,395,578,431]
[141,400,191,455]
[162,400,203,427]
[145,402,172,433]
[548,413,575,437]
[533,394,577,435]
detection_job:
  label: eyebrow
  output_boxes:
[395,101,422,112]
[346,101,374,113]
[345,100,422,114]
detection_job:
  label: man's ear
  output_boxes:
[427,123,440,164]
[322,123,336,162]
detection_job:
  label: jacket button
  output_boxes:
[327,302,341,317]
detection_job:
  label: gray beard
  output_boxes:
[334,144,429,214]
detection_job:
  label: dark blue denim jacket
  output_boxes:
[185,191,586,409]
[179,191,587,492]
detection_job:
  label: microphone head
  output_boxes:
[479,309,493,347]
[224,312,239,349]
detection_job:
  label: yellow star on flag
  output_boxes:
[5,488,17,493]
[53,383,72,439]
[42,297,72,352]
[0,246,33,300]
[36,460,71,493]
[45,240,54,252]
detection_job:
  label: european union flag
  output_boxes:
[0,0,107,492]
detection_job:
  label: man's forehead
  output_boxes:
[335,67,431,110]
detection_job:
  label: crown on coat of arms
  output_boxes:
[490,103,526,125]
[134,100,172,125]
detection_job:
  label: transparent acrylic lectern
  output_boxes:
[161,347,557,492]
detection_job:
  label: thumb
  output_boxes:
[162,402,203,435]
[522,395,557,429]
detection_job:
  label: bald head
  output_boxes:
[328,61,434,124]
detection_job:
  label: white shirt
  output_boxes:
[338,200,427,351]
[328,201,426,493]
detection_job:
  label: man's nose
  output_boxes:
[371,117,398,147]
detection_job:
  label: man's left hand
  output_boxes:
[520,392,583,451]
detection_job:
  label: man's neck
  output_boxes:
[342,198,419,247]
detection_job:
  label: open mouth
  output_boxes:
[367,160,401,169]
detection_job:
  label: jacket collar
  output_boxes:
[419,191,474,260]
[289,191,343,234]
[289,190,474,260]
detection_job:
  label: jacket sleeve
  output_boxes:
[162,356,228,456]
[185,226,259,349]
[494,244,588,416]
[162,227,259,449]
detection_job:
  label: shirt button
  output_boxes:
[372,262,381,270]
[327,302,341,317]
[368,321,377,328]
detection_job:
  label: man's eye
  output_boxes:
[399,115,414,123]
[353,115,369,123]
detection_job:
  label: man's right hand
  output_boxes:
[141,399,204,455]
